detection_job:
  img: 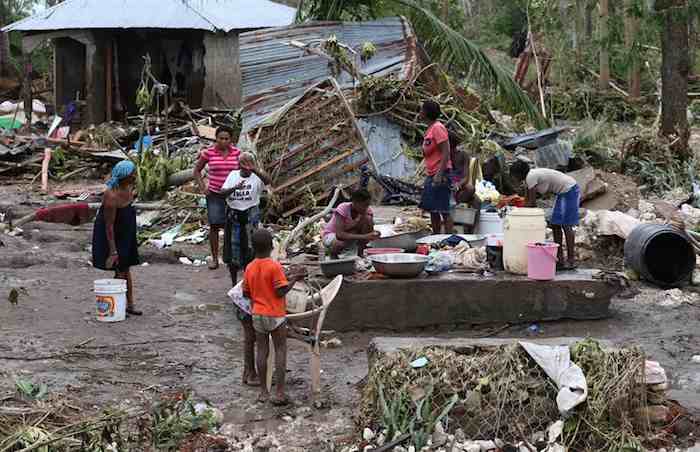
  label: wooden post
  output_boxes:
[625,0,641,99]
[21,52,33,132]
[599,0,610,90]
[85,42,97,125]
[164,91,170,157]
[105,40,113,122]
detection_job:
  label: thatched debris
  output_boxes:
[359,339,667,451]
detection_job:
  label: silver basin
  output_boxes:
[369,230,430,253]
[369,253,429,278]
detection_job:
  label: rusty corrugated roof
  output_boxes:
[239,17,418,131]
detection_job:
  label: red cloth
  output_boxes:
[34,203,91,226]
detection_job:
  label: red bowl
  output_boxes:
[364,248,405,256]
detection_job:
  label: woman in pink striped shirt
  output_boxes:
[194,126,241,270]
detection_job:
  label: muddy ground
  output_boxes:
[1,183,700,450]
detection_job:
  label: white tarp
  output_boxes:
[520,342,588,417]
[582,210,641,239]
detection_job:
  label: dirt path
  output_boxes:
[1,187,699,448]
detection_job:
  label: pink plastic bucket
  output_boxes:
[526,242,559,281]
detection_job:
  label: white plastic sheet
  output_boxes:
[582,210,640,239]
[520,342,588,417]
[227,281,251,314]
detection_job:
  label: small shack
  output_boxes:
[2,0,296,124]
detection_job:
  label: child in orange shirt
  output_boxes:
[243,228,306,405]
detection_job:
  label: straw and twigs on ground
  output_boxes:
[360,340,658,451]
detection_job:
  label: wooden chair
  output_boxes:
[265,275,343,399]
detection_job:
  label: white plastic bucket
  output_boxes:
[94,279,127,322]
[453,206,477,226]
[486,233,504,247]
[476,211,503,235]
[503,208,547,275]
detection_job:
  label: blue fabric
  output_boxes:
[551,185,580,226]
[419,175,452,214]
[106,161,136,189]
[206,193,226,226]
[223,206,261,267]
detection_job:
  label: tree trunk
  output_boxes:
[442,0,450,23]
[599,0,610,90]
[659,0,690,154]
[0,32,11,77]
[575,0,586,61]
[625,0,642,99]
[690,15,698,75]
[585,3,593,39]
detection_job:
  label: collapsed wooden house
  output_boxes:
[239,18,422,217]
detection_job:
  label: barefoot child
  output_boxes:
[509,160,580,270]
[243,229,305,404]
[220,152,271,387]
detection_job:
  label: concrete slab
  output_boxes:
[325,269,623,331]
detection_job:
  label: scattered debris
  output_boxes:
[358,339,664,452]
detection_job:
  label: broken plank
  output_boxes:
[0,155,43,174]
[271,148,358,194]
[274,137,357,176]
[330,78,378,172]
[279,157,368,206]
[282,178,360,218]
[268,134,354,170]
[197,125,218,140]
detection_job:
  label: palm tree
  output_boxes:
[295,0,547,127]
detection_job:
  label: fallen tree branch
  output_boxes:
[274,186,342,260]
[582,67,629,97]
[79,338,202,349]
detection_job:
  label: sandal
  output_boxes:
[126,307,143,316]
[271,396,290,406]
[208,261,219,270]
[243,376,261,387]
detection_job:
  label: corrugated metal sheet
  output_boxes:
[3,0,296,33]
[358,116,417,179]
[239,17,417,131]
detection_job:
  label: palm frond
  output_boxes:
[394,0,547,128]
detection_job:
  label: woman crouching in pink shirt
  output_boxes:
[322,189,380,259]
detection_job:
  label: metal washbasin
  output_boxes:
[368,230,430,253]
[369,253,429,278]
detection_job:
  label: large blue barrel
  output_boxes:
[624,224,695,288]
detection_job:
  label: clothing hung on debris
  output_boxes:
[34,203,91,226]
